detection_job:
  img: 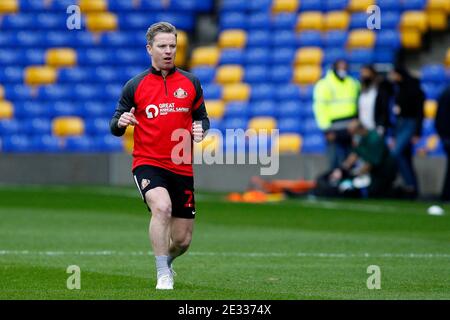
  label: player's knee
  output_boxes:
[152,201,172,219]
[173,233,192,250]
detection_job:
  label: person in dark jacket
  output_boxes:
[358,65,393,136]
[388,65,425,198]
[435,85,450,202]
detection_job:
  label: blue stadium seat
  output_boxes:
[31,135,61,152]
[271,48,296,65]
[299,102,315,118]
[49,102,81,117]
[298,31,323,47]
[276,84,301,101]
[39,85,74,101]
[101,32,133,47]
[302,117,322,134]
[23,49,46,65]
[249,100,276,117]
[301,134,326,153]
[272,31,298,48]
[208,118,223,131]
[401,0,426,10]
[221,117,248,131]
[224,102,249,119]
[244,48,270,65]
[0,49,21,65]
[73,32,97,47]
[0,119,21,136]
[0,33,16,47]
[119,13,157,30]
[140,0,167,9]
[74,84,103,100]
[44,0,74,11]
[347,49,374,64]
[169,0,212,12]
[78,49,114,66]
[250,84,276,101]
[248,12,271,30]
[94,135,124,152]
[376,0,402,12]
[108,0,139,11]
[323,0,347,11]
[220,12,247,30]
[22,118,52,135]
[380,12,400,29]
[276,100,302,118]
[421,83,446,100]
[219,49,244,65]
[46,31,76,47]
[300,0,325,11]
[278,118,303,134]
[80,101,116,118]
[323,31,348,47]
[422,119,436,136]
[421,65,447,84]
[1,135,32,153]
[192,66,216,84]
[375,30,401,49]
[155,13,194,31]
[0,67,23,83]
[323,48,347,65]
[13,102,51,119]
[270,65,294,84]
[247,31,271,47]
[85,119,111,135]
[272,13,297,30]
[94,67,122,83]
[221,0,250,12]
[58,68,90,83]
[16,31,46,47]
[350,13,369,29]
[299,85,314,101]
[1,14,35,30]
[244,66,270,84]
[4,85,33,101]
[64,136,94,152]
[373,49,396,64]
[19,0,47,11]
[114,49,148,65]
[203,84,223,100]
[248,0,271,12]
[36,13,67,30]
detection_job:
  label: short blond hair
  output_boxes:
[146,22,177,46]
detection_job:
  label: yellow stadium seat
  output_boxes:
[401,11,428,33]
[295,47,323,65]
[175,50,187,67]
[427,11,448,31]
[123,137,133,154]
[424,100,438,119]
[324,11,350,30]
[0,0,18,14]
[426,135,440,151]
[296,12,323,31]
[86,12,118,32]
[293,65,322,84]
[215,65,244,84]
[446,48,450,67]
[53,117,85,137]
[348,0,374,12]
[46,48,77,67]
[223,83,250,102]
[427,0,450,13]
[177,30,188,50]
[276,134,302,154]
[0,85,4,100]
[25,66,57,86]
[347,29,375,48]
[190,47,220,67]
[79,0,107,12]
[218,30,247,48]
[272,0,299,13]
[248,117,277,132]
[124,125,134,139]
[401,30,422,49]
[0,101,13,119]
[205,100,225,119]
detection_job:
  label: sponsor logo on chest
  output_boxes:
[145,102,190,119]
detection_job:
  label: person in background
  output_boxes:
[388,65,425,198]
[313,59,360,170]
[435,84,450,202]
[358,65,393,136]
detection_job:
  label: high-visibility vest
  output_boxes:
[313,70,360,130]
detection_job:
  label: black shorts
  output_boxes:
[132,165,195,219]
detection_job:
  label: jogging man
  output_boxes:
[110,22,210,290]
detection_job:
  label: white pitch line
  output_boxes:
[0,250,449,259]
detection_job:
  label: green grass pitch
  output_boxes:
[0,185,449,300]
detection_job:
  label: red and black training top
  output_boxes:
[110,66,210,177]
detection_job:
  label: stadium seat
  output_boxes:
[324,11,350,30]
[250,84,276,101]
[191,66,216,84]
[0,101,13,119]
[246,30,271,47]
[381,11,401,29]
[221,0,249,12]
[275,100,301,118]
[248,12,271,30]
[220,12,247,30]
[421,64,447,83]
[0,0,18,14]
[400,11,428,33]
[86,12,118,32]
[45,48,77,68]
[348,0,374,12]
[0,119,20,135]
[1,135,32,153]
[221,116,248,131]
[272,0,299,13]
[276,133,302,153]
[249,101,276,118]
[293,66,322,85]
[219,49,244,65]
[278,117,302,133]
[190,47,220,67]
[224,101,249,119]
[52,117,85,137]
[295,47,323,65]
[424,100,437,119]
[270,65,293,83]
[296,12,324,32]
[216,65,244,84]
[84,118,110,135]
[349,12,370,29]
[298,31,323,47]
[271,48,296,65]
[24,66,57,86]
[245,48,270,65]
[347,30,376,48]
[347,49,374,64]
[301,133,326,153]
[426,11,448,31]
[218,30,247,48]
[427,0,450,12]
[79,0,107,12]
[248,116,277,133]
[64,136,94,152]
[222,83,250,101]
[324,0,348,11]
[375,30,401,49]
[402,0,426,10]
[205,100,225,119]
[376,0,401,12]
[421,83,445,100]
[272,31,298,48]
[373,49,396,64]
[0,67,23,84]
[22,118,52,135]
[94,135,123,152]
[400,30,422,49]
[244,66,270,84]
[323,31,348,48]
[272,13,297,30]
[203,84,223,100]
[31,135,61,152]
[275,84,301,101]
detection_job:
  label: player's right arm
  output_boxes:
[110,79,139,137]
